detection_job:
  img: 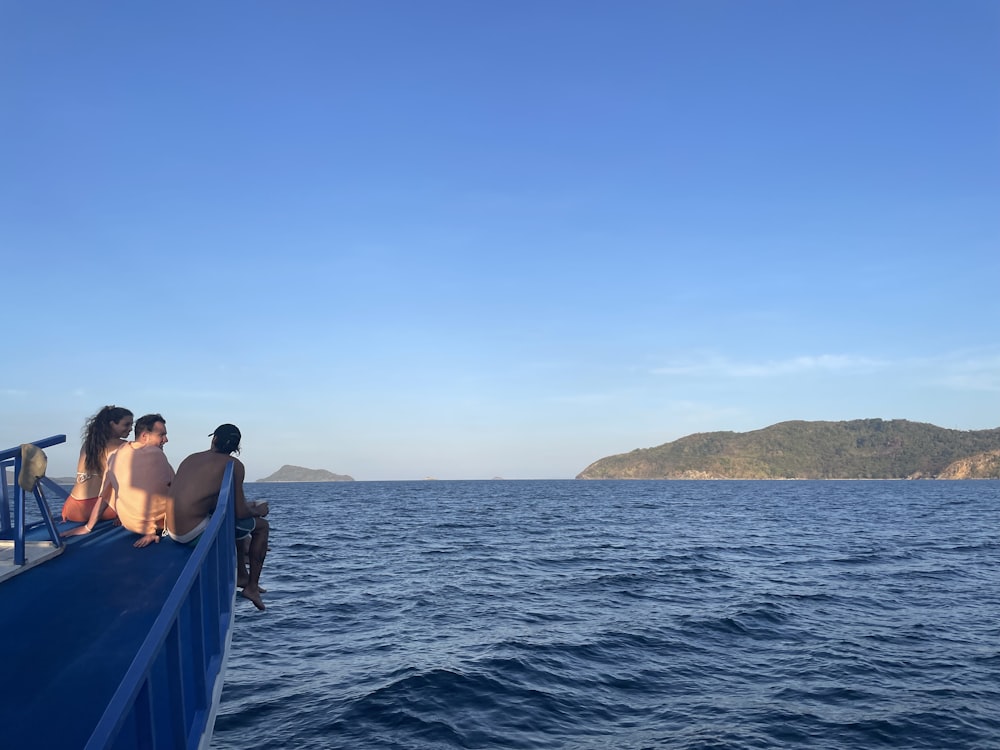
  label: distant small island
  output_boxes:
[256,465,354,482]
[5,471,77,486]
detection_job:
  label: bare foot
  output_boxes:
[240,586,266,611]
[236,578,266,593]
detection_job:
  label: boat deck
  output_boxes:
[0,539,64,582]
[0,520,194,748]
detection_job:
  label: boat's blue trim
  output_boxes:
[84,460,237,750]
[0,434,67,564]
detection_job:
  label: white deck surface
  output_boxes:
[0,540,64,583]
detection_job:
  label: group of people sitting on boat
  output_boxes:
[59,406,270,610]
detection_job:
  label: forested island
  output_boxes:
[256,465,354,482]
[577,419,1000,480]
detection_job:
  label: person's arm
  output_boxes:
[232,461,267,518]
[133,532,160,548]
[235,498,269,519]
[133,453,172,548]
[132,496,165,546]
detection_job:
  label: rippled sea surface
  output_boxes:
[212,480,1000,749]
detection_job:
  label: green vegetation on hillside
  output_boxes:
[576,419,1000,479]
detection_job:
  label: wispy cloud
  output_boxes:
[549,391,621,405]
[929,352,1000,392]
[653,354,886,378]
[653,348,1000,392]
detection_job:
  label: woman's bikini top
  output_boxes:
[76,443,124,484]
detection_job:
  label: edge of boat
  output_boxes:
[1,435,237,749]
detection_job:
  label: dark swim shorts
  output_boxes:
[235,516,256,540]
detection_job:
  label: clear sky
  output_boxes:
[2,1,997,480]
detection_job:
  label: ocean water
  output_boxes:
[211,480,1000,750]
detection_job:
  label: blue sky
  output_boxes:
[2,1,998,480]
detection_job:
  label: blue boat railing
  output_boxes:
[85,460,238,750]
[0,434,68,565]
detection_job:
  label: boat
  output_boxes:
[0,434,237,749]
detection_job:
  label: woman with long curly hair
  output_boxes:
[60,405,134,522]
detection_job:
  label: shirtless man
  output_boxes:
[62,413,173,548]
[165,424,270,611]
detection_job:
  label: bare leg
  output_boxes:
[240,518,269,611]
[236,537,251,588]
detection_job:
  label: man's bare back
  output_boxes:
[167,450,248,537]
[166,424,270,610]
[108,442,173,537]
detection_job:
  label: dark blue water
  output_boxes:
[211,480,1000,749]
